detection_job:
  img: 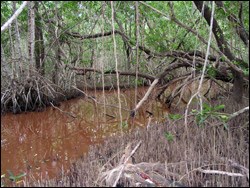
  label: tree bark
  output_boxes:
[28,1,35,77]
[194,1,244,103]
[34,1,45,75]
[8,25,16,80]
[52,1,61,84]
[13,1,23,77]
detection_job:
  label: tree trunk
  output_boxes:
[52,2,61,84]
[8,25,17,80]
[13,1,23,78]
[28,1,35,77]
[194,1,244,103]
[34,1,45,76]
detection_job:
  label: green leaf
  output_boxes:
[7,171,26,182]
[213,104,225,111]
[121,121,128,128]
[14,173,26,180]
[202,103,211,112]
[164,132,174,142]
[218,114,229,122]
[168,113,182,120]
[243,68,249,76]
[207,66,217,77]
[191,109,197,113]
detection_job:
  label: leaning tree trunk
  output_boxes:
[194,1,245,103]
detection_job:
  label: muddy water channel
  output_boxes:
[1,87,169,180]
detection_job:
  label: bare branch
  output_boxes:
[50,102,77,118]
[198,168,245,177]
[68,66,155,81]
[131,78,159,117]
[139,1,170,20]
[1,1,28,32]
[229,106,249,120]
[185,1,215,127]
[112,141,142,187]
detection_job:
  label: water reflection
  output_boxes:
[1,87,169,180]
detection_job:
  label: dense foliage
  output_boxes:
[1,1,249,114]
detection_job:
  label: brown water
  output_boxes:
[1,87,169,181]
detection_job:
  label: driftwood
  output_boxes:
[198,168,244,177]
[98,141,187,187]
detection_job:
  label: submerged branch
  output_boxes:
[50,102,77,118]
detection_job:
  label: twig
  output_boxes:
[73,86,130,112]
[212,106,249,128]
[104,113,116,119]
[139,1,170,20]
[131,78,159,117]
[49,102,77,118]
[228,159,249,180]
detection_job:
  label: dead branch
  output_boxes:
[139,1,170,20]
[50,102,77,118]
[198,168,244,177]
[157,74,189,98]
[66,28,220,61]
[130,78,159,117]
[229,106,249,120]
[108,141,142,187]
[68,65,155,82]
[72,86,131,112]
[1,1,28,32]
[99,159,186,187]
[226,158,249,180]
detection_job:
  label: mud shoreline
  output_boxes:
[4,93,248,187]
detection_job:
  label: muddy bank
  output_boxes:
[15,95,249,187]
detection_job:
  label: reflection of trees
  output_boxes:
[1,87,166,179]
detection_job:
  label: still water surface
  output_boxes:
[1,87,169,180]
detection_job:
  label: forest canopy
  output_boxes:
[1,1,249,114]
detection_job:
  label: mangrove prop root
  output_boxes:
[1,77,58,114]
